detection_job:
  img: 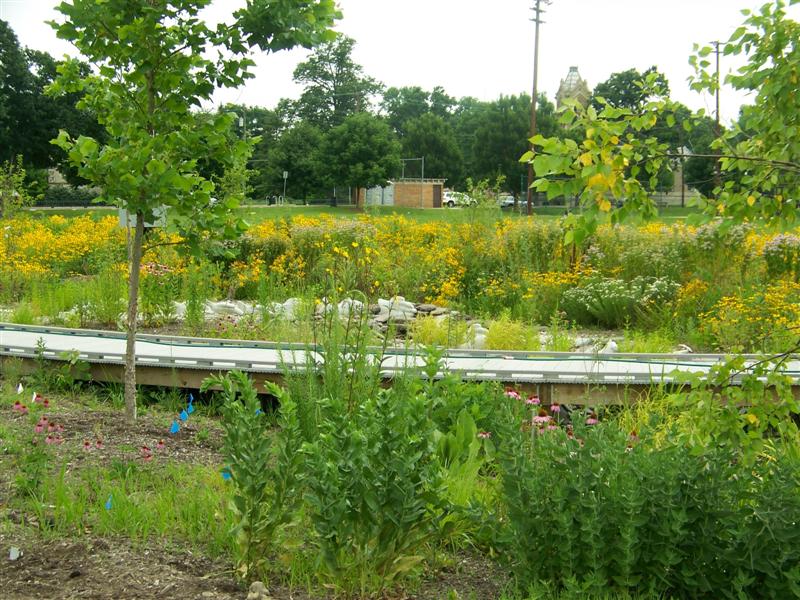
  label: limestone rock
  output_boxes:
[416,303,438,313]
[246,581,272,600]
[599,339,619,354]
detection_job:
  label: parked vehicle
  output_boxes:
[443,190,476,208]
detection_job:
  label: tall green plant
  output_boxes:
[200,371,303,581]
[301,387,446,595]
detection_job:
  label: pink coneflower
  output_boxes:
[54,435,64,445]
[95,439,104,450]
[56,423,64,433]
[629,429,639,442]
[44,435,56,445]
[47,423,56,433]
[13,400,23,412]
[19,404,28,415]
[547,424,559,431]
[34,422,45,434]
[585,417,599,426]
[525,395,541,405]
[33,394,44,404]
[156,439,165,450]
[83,439,92,452]
[42,398,50,408]
[550,403,561,413]
[477,431,492,439]
[532,409,551,424]
[505,389,521,400]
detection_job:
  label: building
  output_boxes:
[556,66,591,109]
[365,179,447,208]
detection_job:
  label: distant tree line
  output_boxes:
[0,18,721,203]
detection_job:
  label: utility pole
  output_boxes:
[527,0,550,216]
[712,40,722,193]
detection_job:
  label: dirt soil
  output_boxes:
[0,392,507,599]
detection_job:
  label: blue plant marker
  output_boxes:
[169,420,180,434]
[255,408,262,416]
[187,393,195,414]
[179,409,189,422]
[105,494,113,510]
[221,468,232,481]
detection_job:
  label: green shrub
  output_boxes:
[301,387,446,596]
[562,276,679,328]
[495,395,800,598]
[486,314,539,351]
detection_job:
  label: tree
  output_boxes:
[292,35,382,129]
[402,113,463,186]
[262,122,325,201]
[319,112,401,200]
[51,0,339,422]
[0,20,34,164]
[591,66,669,111]
[471,93,557,193]
[381,86,430,134]
[690,0,800,226]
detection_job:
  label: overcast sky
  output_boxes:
[3,0,798,124]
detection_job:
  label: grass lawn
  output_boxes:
[25,202,703,225]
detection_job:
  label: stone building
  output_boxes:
[556,66,591,108]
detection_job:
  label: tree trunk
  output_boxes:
[124,213,145,422]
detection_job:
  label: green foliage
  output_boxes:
[670,354,800,466]
[291,35,381,129]
[139,269,177,327]
[562,276,679,329]
[301,387,445,595]
[495,401,800,598]
[412,315,469,347]
[201,371,303,580]
[690,0,800,227]
[318,112,402,191]
[526,77,678,245]
[0,156,35,218]
[486,314,539,351]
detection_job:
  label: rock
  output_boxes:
[388,308,414,322]
[246,581,272,600]
[430,307,449,316]
[368,303,382,315]
[281,297,302,320]
[373,313,390,325]
[338,298,364,319]
[205,300,245,317]
[599,339,619,354]
[173,301,187,321]
[416,303,438,313]
[674,344,693,354]
[8,547,21,561]
[469,322,489,337]
[378,297,416,316]
[314,297,334,318]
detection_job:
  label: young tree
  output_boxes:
[51,0,339,421]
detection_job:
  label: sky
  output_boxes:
[2,0,798,124]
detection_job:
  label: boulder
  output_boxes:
[338,298,364,320]
[416,303,438,313]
